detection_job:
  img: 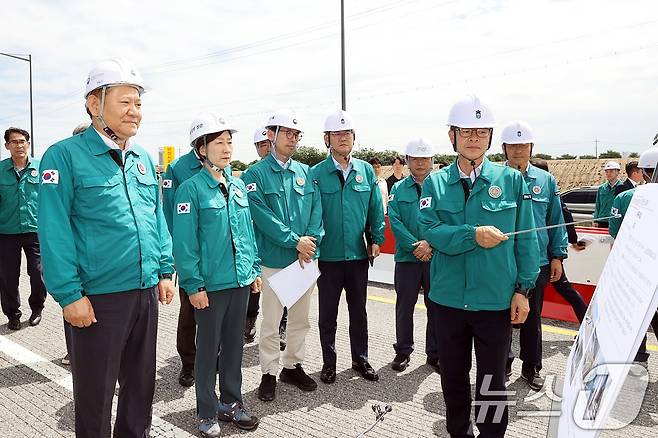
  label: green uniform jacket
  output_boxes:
[0,158,40,234]
[309,155,385,262]
[242,153,324,268]
[162,149,203,234]
[38,128,174,308]
[517,163,568,266]
[173,167,260,293]
[608,188,635,238]
[388,175,427,262]
[419,158,540,311]
[593,180,622,220]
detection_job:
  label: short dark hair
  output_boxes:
[193,130,233,149]
[392,155,406,166]
[625,161,639,175]
[530,158,549,172]
[4,127,30,143]
[369,157,382,166]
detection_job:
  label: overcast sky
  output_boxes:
[2,0,658,164]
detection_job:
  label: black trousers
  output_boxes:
[194,287,249,419]
[552,271,588,323]
[393,261,439,359]
[317,259,370,365]
[509,263,551,370]
[435,304,511,438]
[635,312,658,362]
[246,291,288,329]
[177,287,196,371]
[65,287,159,438]
[0,233,46,320]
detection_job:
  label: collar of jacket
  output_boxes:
[83,127,142,158]
[264,152,303,174]
[446,156,495,185]
[200,166,234,189]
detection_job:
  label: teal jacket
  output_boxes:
[173,167,260,293]
[608,188,635,238]
[309,155,386,261]
[419,158,539,311]
[242,153,324,268]
[162,149,203,234]
[0,158,40,234]
[388,175,429,263]
[516,163,568,266]
[593,180,622,220]
[38,128,174,307]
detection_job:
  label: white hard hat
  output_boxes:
[189,112,237,147]
[253,126,269,144]
[324,109,355,132]
[603,161,621,171]
[85,58,146,97]
[638,147,658,169]
[501,120,535,144]
[447,95,495,128]
[266,109,302,131]
[405,137,435,158]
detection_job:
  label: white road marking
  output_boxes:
[0,335,193,437]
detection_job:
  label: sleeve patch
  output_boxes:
[246,182,257,192]
[177,203,191,214]
[611,207,619,216]
[41,170,59,184]
[162,179,173,188]
[420,197,432,209]
[523,193,532,200]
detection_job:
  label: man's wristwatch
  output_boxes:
[514,288,531,298]
[551,256,566,262]
[198,287,207,293]
[160,273,173,280]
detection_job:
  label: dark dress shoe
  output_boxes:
[7,319,21,330]
[320,364,336,384]
[392,353,410,371]
[258,373,277,401]
[28,312,42,327]
[279,364,317,391]
[426,357,441,374]
[352,361,379,381]
[178,368,194,387]
[521,363,544,391]
[244,315,257,343]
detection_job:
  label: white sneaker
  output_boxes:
[198,418,221,437]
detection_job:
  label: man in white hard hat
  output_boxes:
[387,137,440,373]
[243,126,288,348]
[501,121,567,391]
[593,161,622,227]
[608,145,658,363]
[38,58,175,438]
[242,110,324,402]
[309,109,386,384]
[419,95,539,438]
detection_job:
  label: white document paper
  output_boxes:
[266,260,320,309]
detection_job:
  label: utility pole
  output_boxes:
[340,0,346,111]
[0,53,34,157]
[595,138,599,159]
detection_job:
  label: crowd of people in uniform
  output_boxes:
[0,57,657,438]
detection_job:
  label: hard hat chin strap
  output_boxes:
[96,86,122,145]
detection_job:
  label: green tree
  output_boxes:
[628,152,640,158]
[557,154,576,160]
[434,153,457,165]
[533,153,553,160]
[579,154,596,159]
[292,146,327,166]
[598,150,621,159]
[230,160,248,171]
[486,153,506,162]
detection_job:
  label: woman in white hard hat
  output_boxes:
[173,113,262,437]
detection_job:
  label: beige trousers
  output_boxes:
[259,264,315,375]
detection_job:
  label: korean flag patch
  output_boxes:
[420,197,432,209]
[246,183,257,193]
[177,203,190,214]
[42,170,59,184]
[162,179,173,189]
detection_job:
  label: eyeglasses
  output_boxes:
[279,128,302,141]
[329,130,353,138]
[456,128,491,139]
[7,139,28,146]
